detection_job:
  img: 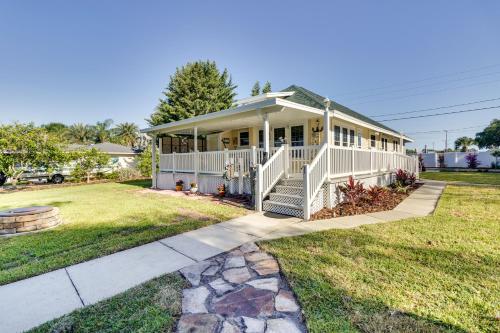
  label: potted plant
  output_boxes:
[217,183,225,197]
[190,182,198,193]
[175,179,184,191]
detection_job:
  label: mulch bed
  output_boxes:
[312,183,422,220]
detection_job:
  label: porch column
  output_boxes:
[323,98,332,178]
[399,133,404,154]
[263,113,270,158]
[151,134,157,189]
[193,127,198,152]
[193,127,198,184]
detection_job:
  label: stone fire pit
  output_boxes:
[0,206,61,235]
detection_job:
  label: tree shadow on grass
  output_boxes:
[0,211,219,285]
[295,273,470,333]
[118,179,152,188]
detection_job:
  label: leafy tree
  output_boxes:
[94,119,114,143]
[475,119,500,149]
[116,122,139,147]
[0,123,67,187]
[67,123,95,144]
[262,81,272,93]
[454,136,475,152]
[70,148,110,183]
[136,144,157,177]
[147,60,237,126]
[42,122,68,141]
[251,81,260,96]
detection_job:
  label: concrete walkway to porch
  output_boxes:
[0,181,445,333]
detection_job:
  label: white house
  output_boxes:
[141,85,417,219]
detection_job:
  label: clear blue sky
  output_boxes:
[1,0,499,150]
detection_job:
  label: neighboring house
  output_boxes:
[68,142,139,170]
[141,85,418,219]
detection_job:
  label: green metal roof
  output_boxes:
[281,85,399,134]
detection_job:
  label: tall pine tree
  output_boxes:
[147,61,237,126]
[251,81,260,96]
[262,81,272,93]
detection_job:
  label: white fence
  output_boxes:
[421,151,496,168]
[329,146,416,178]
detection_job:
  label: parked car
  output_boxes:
[0,167,70,186]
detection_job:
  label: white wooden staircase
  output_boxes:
[262,178,305,218]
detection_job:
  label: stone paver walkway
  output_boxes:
[0,180,445,333]
[177,242,306,333]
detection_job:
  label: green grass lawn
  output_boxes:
[420,171,500,185]
[0,180,246,285]
[29,273,186,333]
[260,185,499,333]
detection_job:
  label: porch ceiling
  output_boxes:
[155,105,318,136]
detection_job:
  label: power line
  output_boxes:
[369,97,500,118]
[334,63,500,97]
[378,105,500,122]
[342,71,500,101]
[346,78,500,106]
[406,124,488,135]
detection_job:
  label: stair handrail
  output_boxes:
[255,145,286,211]
[303,142,328,220]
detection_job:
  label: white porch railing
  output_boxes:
[303,143,328,220]
[255,145,286,211]
[159,147,266,175]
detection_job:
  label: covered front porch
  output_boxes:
[143,90,417,219]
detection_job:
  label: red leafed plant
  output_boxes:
[395,169,416,186]
[339,176,366,208]
[366,185,389,205]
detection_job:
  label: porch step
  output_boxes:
[269,193,303,206]
[262,200,303,218]
[279,178,304,187]
[274,185,303,196]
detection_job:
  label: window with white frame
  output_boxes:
[357,131,362,148]
[370,135,376,148]
[258,130,263,148]
[381,137,388,151]
[274,127,285,147]
[349,129,355,147]
[239,131,249,146]
[290,125,304,146]
[393,140,399,151]
[334,126,341,146]
[342,128,348,146]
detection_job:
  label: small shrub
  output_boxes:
[395,169,416,187]
[339,176,366,208]
[418,154,426,172]
[175,179,184,186]
[465,153,478,169]
[366,185,389,205]
[117,168,141,181]
[190,182,197,188]
[438,154,446,168]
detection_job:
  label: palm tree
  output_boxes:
[94,119,114,143]
[454,136,475,152]
[67,123,94,144]
[116,122,139,147]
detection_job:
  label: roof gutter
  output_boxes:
[141,98,279,134]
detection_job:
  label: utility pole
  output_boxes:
[444,130,448,152]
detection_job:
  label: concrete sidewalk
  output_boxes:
[0,181,445,333]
